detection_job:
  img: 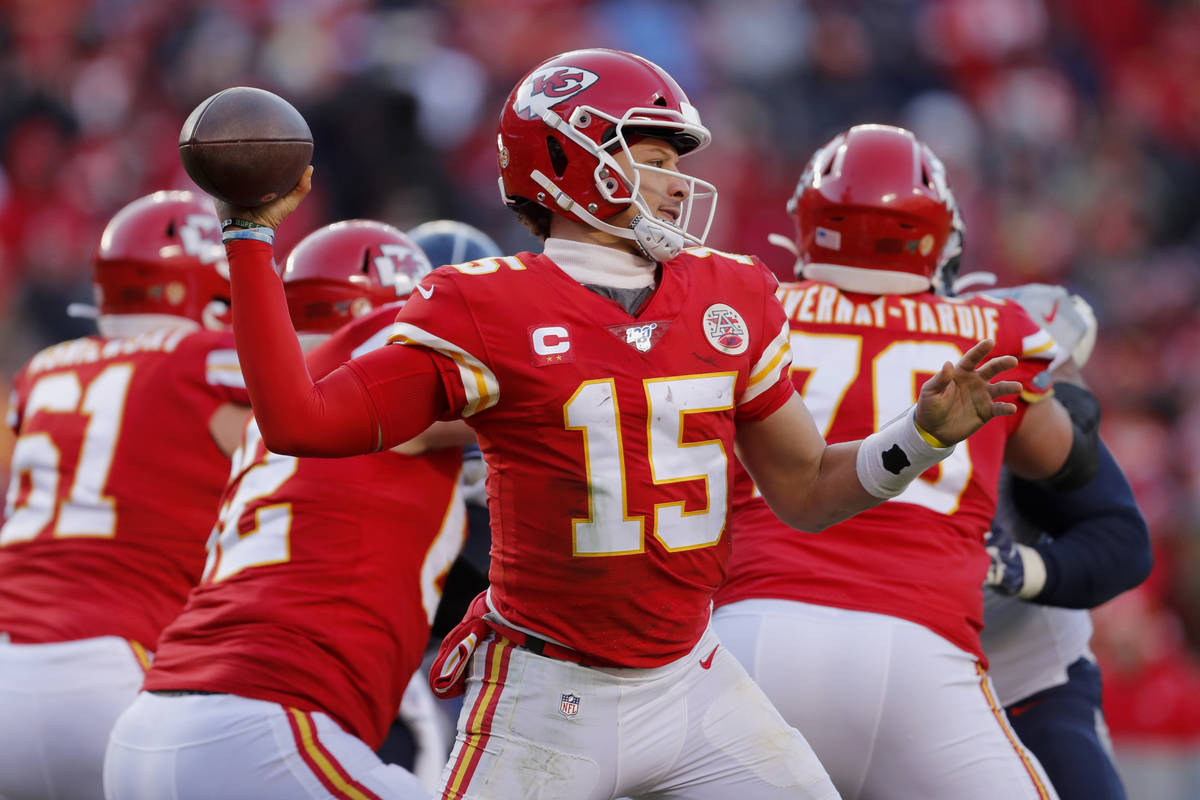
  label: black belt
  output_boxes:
[149,689,220,697]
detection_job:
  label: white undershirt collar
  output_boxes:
[543,238,656,289]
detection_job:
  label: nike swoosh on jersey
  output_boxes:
[1007,697,1047,717]
[699,645,718,670]
[417,284,435,300]
[1043,299,1059,323]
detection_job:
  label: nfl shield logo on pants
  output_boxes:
[559,692,581,719]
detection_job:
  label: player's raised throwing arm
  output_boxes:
[738,338,1021,532]
[218,169,449,456]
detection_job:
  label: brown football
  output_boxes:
[179,86,313,208]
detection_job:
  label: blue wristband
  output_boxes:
[222,228,274,245]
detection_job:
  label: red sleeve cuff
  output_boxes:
[224,237,276,272]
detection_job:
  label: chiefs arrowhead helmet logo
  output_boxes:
[513,66,600,121]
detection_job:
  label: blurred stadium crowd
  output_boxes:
[1,0,1198,794]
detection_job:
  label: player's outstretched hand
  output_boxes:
[914,338,1020,446]
[213,165,312,231]
[984,525,1027,596]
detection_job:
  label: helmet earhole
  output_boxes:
[576,112,591,127]
[546,137,569,178]
[603,179,619,194]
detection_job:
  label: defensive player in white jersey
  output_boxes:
[0,191,248,800]
[712,125,1100,800]
[972,283,1152,800]
[208,50,1024,800]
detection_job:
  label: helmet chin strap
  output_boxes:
[530,170,685,262]
[628,214,685,262]
[767,233,802,277]
[96,314,200,339]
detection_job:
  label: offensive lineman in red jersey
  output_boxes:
[103,221,472,800]
[713,125,1095,800]
[0,191,249,800]
[205,50,1024,800]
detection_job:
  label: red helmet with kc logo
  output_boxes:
[788,124,964,294]
[281,220,433,335]
[498,48,717,260]
[91,190,229,324]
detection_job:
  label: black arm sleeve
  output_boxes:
[1009,440,1152,608]
[1037,382,1101,492]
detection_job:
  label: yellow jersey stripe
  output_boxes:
[388,322,499,417]
[743,320,792,404]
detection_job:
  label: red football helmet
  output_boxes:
[788,124,963,294]
[281,220,432,335]
[498,48,716,260]
[91,190,229,324]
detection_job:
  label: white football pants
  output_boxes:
[437,624,839,800]
[0,635,148,800]
[713,599,1059,800]
[103,692,430,800]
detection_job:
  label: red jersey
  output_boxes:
[145,305,466,749]
[715,281,1057,661]
[388,248,796,668]
[0,327,246,649]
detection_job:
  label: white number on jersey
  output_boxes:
[419,479,468,625]
[790,332,972,513]
[202,420,298,581]
[564,373,735,556]
[203,420,467,602]
[3,364,134,544]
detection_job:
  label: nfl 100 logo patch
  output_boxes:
[606,320,671,352]
[559,692,581,719]
[625,322,657,352]
[702,303,749,356]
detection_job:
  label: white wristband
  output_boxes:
[1015,544,1047,599]
[222,227,274,245]
[856,407,956,500]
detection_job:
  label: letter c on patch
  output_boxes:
[532,326,570,355]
